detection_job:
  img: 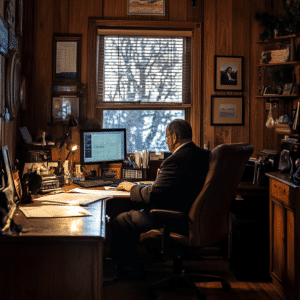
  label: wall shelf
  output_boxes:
[257,61,300,67]
[256,94,299,98]
[256,34,298,44]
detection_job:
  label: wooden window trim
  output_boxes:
[88,19,202,146]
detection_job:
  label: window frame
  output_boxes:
[88,20,202,146]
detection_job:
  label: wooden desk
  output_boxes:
[0,190,106,300]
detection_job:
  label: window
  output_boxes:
[94,26,197,153]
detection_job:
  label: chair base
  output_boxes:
[147,272,231,300]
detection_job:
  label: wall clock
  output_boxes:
[6,49,21,119]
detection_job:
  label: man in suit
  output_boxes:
[110,119,210,277]
[220,67,237,85]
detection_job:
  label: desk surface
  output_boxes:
[12,184,108,239]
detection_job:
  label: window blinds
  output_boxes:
[96,34,191,106]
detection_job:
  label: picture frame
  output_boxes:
[127,0,165,16]
[211,96,244,126]
[282,83,294,95]
[215,56,243,91]
[52,96,79,123]
[53,35,81,84]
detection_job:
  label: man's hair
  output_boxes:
[167,119,192,140]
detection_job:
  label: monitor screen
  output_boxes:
[80,129,126,165]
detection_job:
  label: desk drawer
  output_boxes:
[270,179,295,207]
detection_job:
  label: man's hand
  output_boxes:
[116,181,135,192]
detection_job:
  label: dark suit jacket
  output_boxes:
[130,142,210,214]
[220,71,237,86]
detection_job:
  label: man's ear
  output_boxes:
[172,133,178,144]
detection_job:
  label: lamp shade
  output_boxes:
[66,140,78,152]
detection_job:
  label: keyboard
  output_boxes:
[73,179,114,188]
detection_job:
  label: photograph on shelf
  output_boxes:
[282,83,294,95]
[127,0,165,15]
[215,56,243,91]
[211,96,244,126]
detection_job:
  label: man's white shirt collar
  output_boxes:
[173,141,192,155]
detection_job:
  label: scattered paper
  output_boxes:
[34,193,108,206]
[20,205,91,218]
[68,188,130,197]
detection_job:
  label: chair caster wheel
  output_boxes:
[221,280,231,292]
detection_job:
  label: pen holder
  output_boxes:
[56,174,64,187]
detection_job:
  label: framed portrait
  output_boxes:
[127,0,165,16]
[215,56,243,91]
[53,35,81,84]
[211,96,244,126]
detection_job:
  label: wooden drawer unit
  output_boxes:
[267,173,300,300]
[270,178,295,207]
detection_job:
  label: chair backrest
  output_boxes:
[188,143,253,248]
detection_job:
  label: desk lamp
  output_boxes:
[58,140,78,174]
[55,115,78,148]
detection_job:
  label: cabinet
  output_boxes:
[266,172,299,300]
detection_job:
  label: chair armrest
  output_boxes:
[150,209,186,220]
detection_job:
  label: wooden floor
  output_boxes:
[103,254,283,300]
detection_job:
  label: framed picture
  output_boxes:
[127,0,165,16]
[215,56,243,91]
[52,96,79,123]
[282,83,294,95]
[211,96,244,126]
[53,35,81,84]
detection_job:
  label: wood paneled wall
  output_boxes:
[22,0,286,163]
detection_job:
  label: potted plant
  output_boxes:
[254,12,279,41]
[255,0,300,40]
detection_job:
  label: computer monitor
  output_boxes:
[80,129,126,165]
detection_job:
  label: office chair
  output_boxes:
[140,143,254,300]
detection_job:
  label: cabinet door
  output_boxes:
[272,200,285,282]
[286,208,295,294]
